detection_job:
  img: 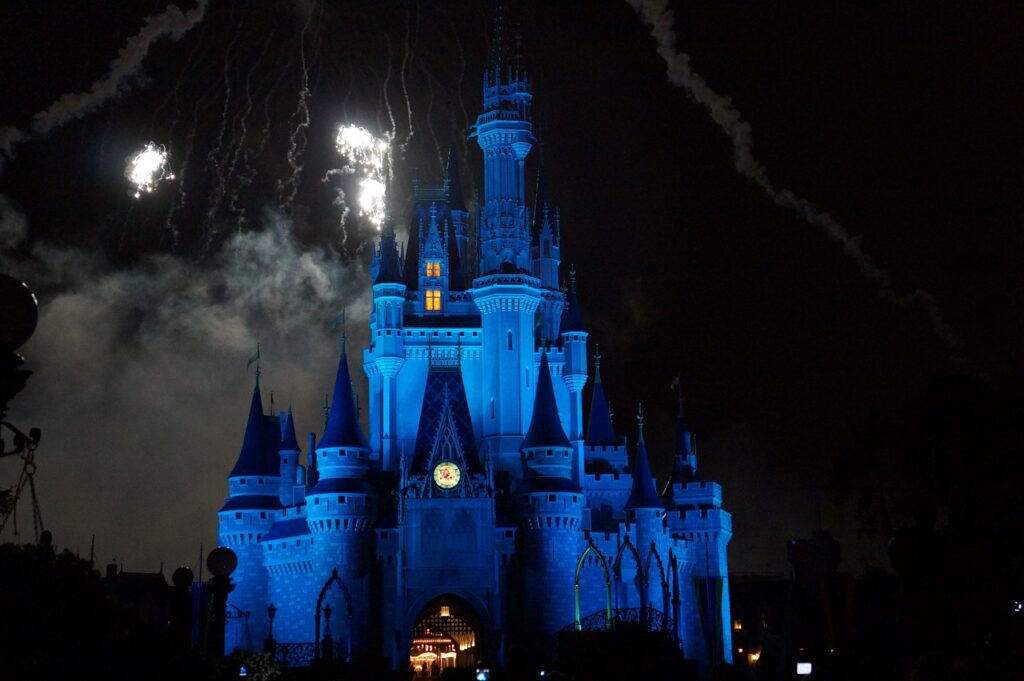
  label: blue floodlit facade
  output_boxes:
[218,28,732,671]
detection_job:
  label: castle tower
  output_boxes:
[560,268,588,483]
[531,166,564,345]
[470,9,542,478]
[307,337,376,656]
[624,404,664,559]
[515,352,583,645]
[470,5,533,274]
[218,373,282,651]
[369,220,406,471]
[278,408,302,506]
[662,386,734,666]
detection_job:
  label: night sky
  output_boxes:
[1,1,1021,576]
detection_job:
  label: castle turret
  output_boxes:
[531,166,564,345]
[278,407,301,506]
[308,337,376,656]
[625,404,664,548]
[369,222,407,470]
[218,373,282,651]
[515,352,582,645]
[559,267,588,483]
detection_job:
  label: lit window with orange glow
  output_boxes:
[733,619,742,631]
[426,289,441,311]
[425,261,441,277]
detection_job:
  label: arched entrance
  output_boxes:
[408,594,483,676]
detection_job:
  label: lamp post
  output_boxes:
[264,603,277,654]
[205,547,237,659]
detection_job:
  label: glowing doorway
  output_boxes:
[409,595,482,676]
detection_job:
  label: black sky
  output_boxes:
[1,1,1021,575]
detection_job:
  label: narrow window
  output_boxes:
[235,512,242,520]
[491,398,496,419]
[426,289,442,311]
[507,331,513,351]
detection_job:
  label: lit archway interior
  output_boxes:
[409,595,482,674]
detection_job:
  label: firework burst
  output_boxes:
[126,142,174,198]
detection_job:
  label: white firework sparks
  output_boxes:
[126,142,174,198]
[334,125,390,229]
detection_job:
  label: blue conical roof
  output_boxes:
[626,438,662,510]
[318,345,370,450]
[281,408,301,452]
[521,352,570,449]
[229,380,279,478]
[585,361,616,446]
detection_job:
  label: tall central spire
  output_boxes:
[470,2,534,275]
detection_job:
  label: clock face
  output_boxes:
[433,461,461,489]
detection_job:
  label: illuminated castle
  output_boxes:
[217,15,733,672]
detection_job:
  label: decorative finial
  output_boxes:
[247,343,261,385]
[329,309,347,354]
[671,373,684,418]
[594,343,601,369]
[269,391,275,416]
[323,394,330,430]
[636,402,645,444]
[569,264,576,293]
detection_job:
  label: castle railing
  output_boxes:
[562,608,673,634]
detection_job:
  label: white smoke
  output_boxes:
[0,1,208,164]
[625,0,965,363]
[0,195,28,251]
[0,211,372,570]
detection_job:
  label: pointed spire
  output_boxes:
[560,264,585,333]
[319,329,369,450]
[445,145,466,212]
[586,345,617,446]
[626,402,662,510]
[229,376,278,477]
[281,407,301,452]
[532,162,551,246]
[669,374,700,485]
[373,215,404,285]
[521,352,571,449]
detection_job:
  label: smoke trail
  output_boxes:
[0,1,209,164]
[278,0,320,213]
[203,4,249,233]
[625,0,965,363]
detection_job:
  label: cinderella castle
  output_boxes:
[217,12,733,673]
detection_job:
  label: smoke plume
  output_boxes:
[0,1,209,164]
[625,0,965,363]
[0,211,371,570]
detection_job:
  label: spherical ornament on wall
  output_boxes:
[172,566,195,588]
[207,547,238,577]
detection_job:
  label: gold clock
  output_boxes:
[433,461,461,489]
